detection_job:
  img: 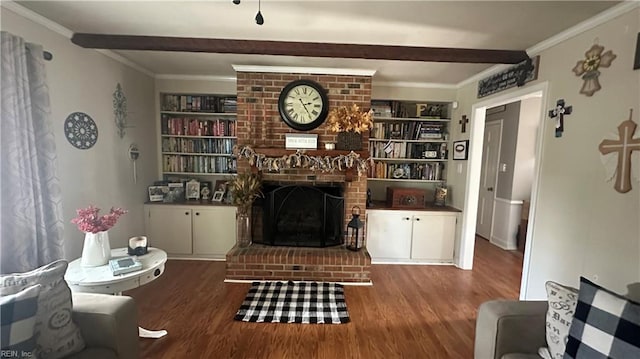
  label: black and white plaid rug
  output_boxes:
[234,281,350,324]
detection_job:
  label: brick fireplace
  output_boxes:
[225,70,372,283]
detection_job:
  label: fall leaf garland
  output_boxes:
[327,104,373,133]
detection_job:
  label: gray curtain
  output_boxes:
[1,31,64,273]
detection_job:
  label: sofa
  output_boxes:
[68,293,139,359]
[475,281,640,359]
[475,299,548,359]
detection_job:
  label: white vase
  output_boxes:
[81,231,111,267]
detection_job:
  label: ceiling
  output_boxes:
[16,1,620,85]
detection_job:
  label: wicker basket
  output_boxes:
[335,131,363,151]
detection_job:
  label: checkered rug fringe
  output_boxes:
[234,281,350,324]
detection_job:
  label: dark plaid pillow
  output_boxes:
[564,277,640,359]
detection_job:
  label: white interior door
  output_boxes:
[476,120,502,239]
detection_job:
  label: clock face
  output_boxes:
[278,79,329,131]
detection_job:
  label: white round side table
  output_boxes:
[65,247,168,338]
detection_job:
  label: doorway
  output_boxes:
[456,82,549,300]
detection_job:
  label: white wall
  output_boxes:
[454,7,640,298]
[1,6,157,259]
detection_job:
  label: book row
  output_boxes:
[162,155,237,174]
[369,161,445,181]
[161,94,237,113]
[161,115,236,137]
[370,100,449,119]
[370,122,445,141]
[370,141,448,159]
[161,138,236,155]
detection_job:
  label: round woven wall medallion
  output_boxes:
[64,112,98,149]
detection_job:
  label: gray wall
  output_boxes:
[486,101,521,200]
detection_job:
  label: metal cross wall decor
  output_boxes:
[548,99,573,138]
[459,115,469,133]
[572,44,616,97]
[598,110,640,193]
[113,83,128,138]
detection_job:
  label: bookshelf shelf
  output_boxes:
[369,138,448,143]
[368,178,445,183]
[160,92,237,176]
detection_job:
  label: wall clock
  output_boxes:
[64,112,98,149]
[278,79,329,131]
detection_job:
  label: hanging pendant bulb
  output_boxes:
[232,0,240,4]
[255,10,264,25]
[255,0,264,25]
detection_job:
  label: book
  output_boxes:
[109,257,143,276]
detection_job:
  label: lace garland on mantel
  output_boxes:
[235,145,369,176]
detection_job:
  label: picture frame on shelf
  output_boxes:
[214,180,229,197]
[212,191,225,202]
[452,140,469,160]
[634,32,640,70]
[164,182,184,203]
[199,181,212,201]
[185,179,200,200]
[148,186,168,202]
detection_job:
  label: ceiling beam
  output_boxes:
[71,33,529,64]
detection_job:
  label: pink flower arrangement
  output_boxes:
[71,205,127,233]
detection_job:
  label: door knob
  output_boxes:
[487,187,494,192]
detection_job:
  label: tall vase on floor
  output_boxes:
[81,231,111,267]
[237,211,251,248]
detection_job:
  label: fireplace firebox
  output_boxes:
[254,184,344,247]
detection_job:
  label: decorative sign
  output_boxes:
[477,56,539,98]
[634,33,640,70]
[598,110,640,193]
[572,44,616,97]
[64,112,98,149]
[285,133,318,149]
[548,99,573,138]
[113,83,128,138]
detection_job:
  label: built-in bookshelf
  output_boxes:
[160,93,237,176]
[368,100,451,182]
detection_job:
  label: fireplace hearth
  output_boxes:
[255,184,344,248]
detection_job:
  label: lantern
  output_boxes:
[346,206,364,251]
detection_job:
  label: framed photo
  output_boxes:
[212,191,225,202]
[214,180,229,196]
[185,179,200,200]
[452,140,469,160]
[148,186,168,202]
[164,182,184,203]
[199,181,212,201]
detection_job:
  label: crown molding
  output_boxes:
[456,2,639,89]
[2,1,73,38]
[232,65,376,77]
[154,74,237,82]
[2,1,154,77]
[373,80,457,90]
[527,1,639,56]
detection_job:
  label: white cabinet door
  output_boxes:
[192,207,237,256]
[411,214,456,261]
[366,211,412,260]
[145,205,193,255]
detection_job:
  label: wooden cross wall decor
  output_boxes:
[548,99,573,138]
[599,110,640,193]
[459,115,469,133]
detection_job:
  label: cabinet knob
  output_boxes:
[185,212,189,215]
[195,212,200,216]
[415,218,421,221]
[403,217,410,221]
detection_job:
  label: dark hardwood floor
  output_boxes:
[126,237,523,359]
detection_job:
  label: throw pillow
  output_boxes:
[541,280,579,359]
[1,284,41,356]
[0,260,85,359]
[564,277,640,359]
